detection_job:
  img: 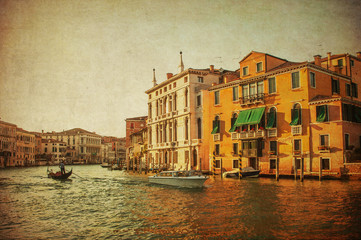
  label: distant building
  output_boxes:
[125,116,147,148]
[41,138,66,164]
[101,136,126,166]
[0,120,17,167]
[128,127,148,171]
[42,128,102,164]
[16,128,36,166]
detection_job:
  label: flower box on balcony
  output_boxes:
[269,151,277,156]
[293,151,301,156]
[318,146,330,152]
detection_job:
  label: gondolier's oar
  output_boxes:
[72,172,85,179]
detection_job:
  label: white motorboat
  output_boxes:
[148,170,208,188]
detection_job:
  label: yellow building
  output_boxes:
[205,51,361,178]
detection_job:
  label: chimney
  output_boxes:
[178,51,184,73]
[167,73,173,79]
[313,55,321,66]
[152,69,157,87]
[357,52,361,59]
[42,130,44,134]
[327,52,332,69]
[210,65,214,72]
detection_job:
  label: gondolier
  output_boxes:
[59,161,65,175]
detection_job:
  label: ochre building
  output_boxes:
[206,51,361,178]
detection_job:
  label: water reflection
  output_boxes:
[1,166,361,239]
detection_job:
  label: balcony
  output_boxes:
[240,93,265,105]
[191,139,202,145]
[239,130,265,139]
[213,134,220,141]
[268,151,277,156]
[318,145,330,153]
[293,150,301,156]
[291,125,302,135]
[231,132,239,140]
[267,128,277,137]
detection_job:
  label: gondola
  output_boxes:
[48,169,73,180]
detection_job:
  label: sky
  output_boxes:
[0,0,360,137]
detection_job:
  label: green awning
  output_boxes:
[229,124,237,132]
[229,117,237,132]
[211,120,219,134]
[266,111,275,129]
[316,105,326,122]
[290,109,300,126]
[234,107,265,127]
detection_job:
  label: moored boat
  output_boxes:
[101,163,112,168]
[48,169,73,180]
[148,170,208,188]
[222,167,260,178]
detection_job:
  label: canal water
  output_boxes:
[1,165,361,240]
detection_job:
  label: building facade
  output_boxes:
[16,128,36,166]
[42,128,102,164]
[41,138,66,164]
[206,51,361,178]
[128,127,148,171]
[0,120,17,167]
[145,53,235,172]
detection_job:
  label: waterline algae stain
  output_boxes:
[1,165,361,239]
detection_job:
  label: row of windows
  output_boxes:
[242,62,263,76]
[214,72,358,105]
[213,158,332,170]
[151,76,204,99]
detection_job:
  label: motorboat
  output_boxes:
[148,170,208,188]
[222,167,260,178]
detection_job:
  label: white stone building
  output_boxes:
[145,52,230,171]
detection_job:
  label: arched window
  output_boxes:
[149,103,152,119]
[266,107,277,128]
[290,103,302,125]
[185,117,189,140]
[174,120,177,141]
[197,118,202,139]
[185,88,188,108]
[174,93,177,111]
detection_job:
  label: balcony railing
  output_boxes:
[231,132,239,140]
[267,128,277,137]
[191,139,202,145]
[240,93,265,105]
[293,150,301,156]
[291,125,302,135]
[238,130,265,139]
[318,145,330,153]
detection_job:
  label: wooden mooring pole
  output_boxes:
[294,157,297,180]
[319,157,322,181]
[275,158,279,181]
[300,158,304,182]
